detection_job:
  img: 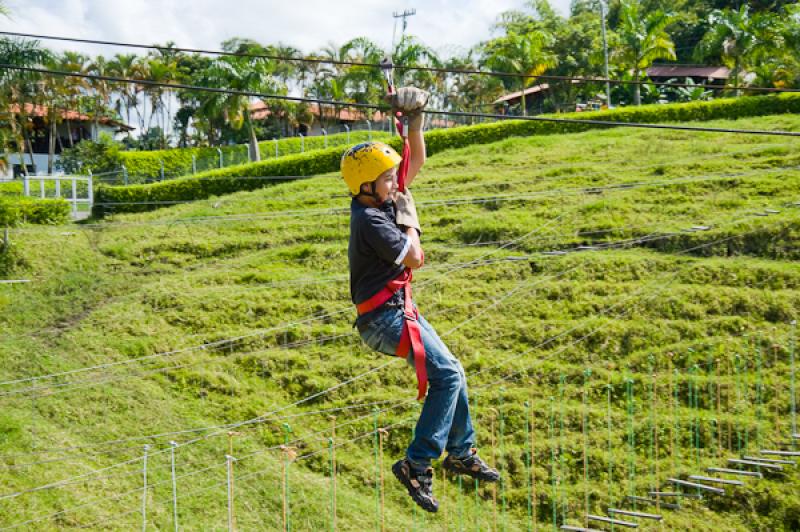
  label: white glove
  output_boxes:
[394,189,421,234]
[385,86,429,131]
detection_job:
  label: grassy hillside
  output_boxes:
[1,113,800,530]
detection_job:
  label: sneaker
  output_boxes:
[442,449,500,482]
[391,458,439,513]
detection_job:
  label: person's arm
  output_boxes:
[404,128,426,189]
[400,226,424,269]
[387,86,428,188]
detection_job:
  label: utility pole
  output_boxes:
[392,8,417,51]
[600,0,612,108]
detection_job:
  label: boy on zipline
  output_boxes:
[340,86,499,513]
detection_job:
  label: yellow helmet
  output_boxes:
[341,142,402,196]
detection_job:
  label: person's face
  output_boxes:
[365,166,398,203]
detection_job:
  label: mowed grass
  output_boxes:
[1,113,799,530]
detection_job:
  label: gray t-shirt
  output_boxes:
[349,198,409,306]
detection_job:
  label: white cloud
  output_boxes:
[4,0,573,58]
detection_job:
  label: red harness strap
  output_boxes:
[395,114,411,193]
[357,268,428,400]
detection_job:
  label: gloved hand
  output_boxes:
[394,189,421,234]
[385,86,429,132]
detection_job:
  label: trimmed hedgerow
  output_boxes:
[0,197,71,225]
[95,94,800,215]
[118,131,391,181]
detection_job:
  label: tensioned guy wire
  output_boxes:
[0,214,787,524]
[3,64,800,138]
[1,30,797,94]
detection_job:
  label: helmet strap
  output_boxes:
[355,181,383,207]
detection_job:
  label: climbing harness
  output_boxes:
[352,58,427,400]
[356,268,428,400]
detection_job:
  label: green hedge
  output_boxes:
[96,94,800,215]
[0,197,71,225]
[118,130,391,182]
[0,182,23,198]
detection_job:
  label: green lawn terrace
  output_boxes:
[0,113,799,530]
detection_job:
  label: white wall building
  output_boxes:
[2,104,134,180]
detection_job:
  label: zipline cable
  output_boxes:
[3,64,800,139]
[1,30,796,94]
[50,163,800,230]
[0,216,718,401]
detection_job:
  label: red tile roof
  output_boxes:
[10,103,135,131]
[250,101,385,122]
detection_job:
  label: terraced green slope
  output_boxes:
[1,114,799,530]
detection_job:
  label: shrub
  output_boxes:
[0,197,71,225]
[57,134,123,175]
[95,94,800,215]
[117,130,391,182]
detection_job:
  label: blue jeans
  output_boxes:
[359,306,475,468]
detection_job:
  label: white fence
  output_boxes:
[22,175,93,219]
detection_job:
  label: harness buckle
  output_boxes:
[403,309,418,322]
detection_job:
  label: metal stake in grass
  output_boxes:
[226,454,237,532]
[329,417,337,532]
[379,429,388,532]
[226,432,240,531]
[606,381,614,515]
[734,355,743,452]
[374,408,381,532]
[626,378,636,502]
[756,338,764,451]
[772,338,781,441]
[582,369,591,527]
[524,400,534,531]
[689,366,699,467]
[282,423,293,532]
[791,320,797,451]
[169,441,179,532]
[141,444,150,532]
[328,438,336,532]
[648,358,657,506]
[472,392,480,532]
[673,368,680,476]
[490,409,498,532]
[549,396,558,532]
[558,374,567,523]
[716,358,723,457]
[499,390,507,531]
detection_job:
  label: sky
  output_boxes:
[5,0,574,58]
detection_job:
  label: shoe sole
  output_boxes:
[442,460,500,483]
[391,461,439,513]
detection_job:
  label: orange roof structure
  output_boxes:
[9,103,135,131]
[250,101,385,122]
[646,65,731,80]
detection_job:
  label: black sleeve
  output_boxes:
[361,210,410,266]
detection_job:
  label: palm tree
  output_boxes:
[198,55,276,161]
[613,0,677,106]
[695,6,779,94]
[144,56,177,148]
[87,55,117,141]
[0,37,50,176]
[107,53,140,140]
[480,30,555,116]
[392,35,442,93]
[445,51,505,124]
[340,37,385,104]
[56,52,91,148]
